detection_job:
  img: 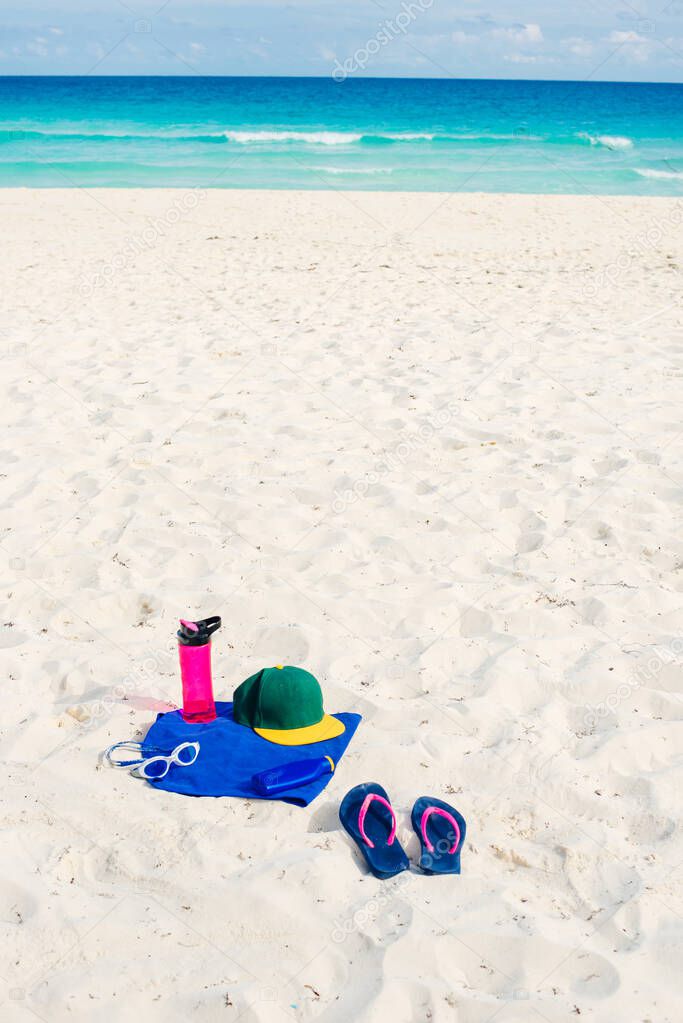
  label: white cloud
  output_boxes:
[608,29,653,62]
[0,3,678,79]
[563,36,594,58]
[494,23,543,45]
[522,23,543,43]
[504,53,556,64]
[26,36,48,56]
[610,30,647,44]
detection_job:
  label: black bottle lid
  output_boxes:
[177,616,222,646]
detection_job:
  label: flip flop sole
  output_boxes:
[339,782,409,880]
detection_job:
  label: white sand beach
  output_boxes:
[2,188,683,1022]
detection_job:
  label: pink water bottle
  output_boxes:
[177,616,221,723]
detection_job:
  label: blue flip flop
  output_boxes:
[411,796,466,875]
[339,782,409,879]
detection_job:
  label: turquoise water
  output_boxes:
[1,76,682,193]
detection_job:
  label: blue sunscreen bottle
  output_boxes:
[252,756,335,796]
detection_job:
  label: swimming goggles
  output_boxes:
[104,740,200,781]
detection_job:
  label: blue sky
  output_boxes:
[1,0,682,81]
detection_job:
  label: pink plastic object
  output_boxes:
[420,805,460,854]
[358,792,397,849]
[177,616,221,723]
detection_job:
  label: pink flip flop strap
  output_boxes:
[420,806,461,854]
[358,793,397,849]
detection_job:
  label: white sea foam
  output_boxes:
[383,132,435,141]
[446,132,542,141]
[381,132,542,142]
[216,130,538,146]
[597,135,634,150]
[221,130,426,144]
[222,130,362,145]
[579,132,634,150]
[308,165,394,175]
[634,168,683,180]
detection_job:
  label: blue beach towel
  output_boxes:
[142,701,361,806]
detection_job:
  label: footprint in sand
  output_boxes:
[251,625,310,665]
[459,607,493,637]
[0,625,28,648]
[0,881,36,925]
[517,532,544,554]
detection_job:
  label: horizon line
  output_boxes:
[0,73,681,86]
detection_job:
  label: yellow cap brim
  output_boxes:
[254,713,345,746]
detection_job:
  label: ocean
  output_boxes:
[1,76,682,194]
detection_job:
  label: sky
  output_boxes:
[0,0,682,81]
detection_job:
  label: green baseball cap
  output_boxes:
[233,665,345,746]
